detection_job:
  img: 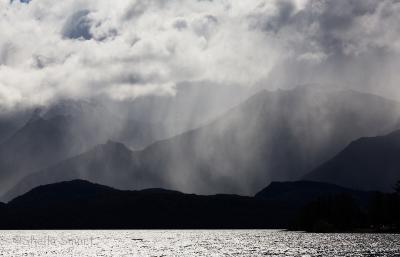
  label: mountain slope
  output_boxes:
[2,141,147,201]
[0,101,118,196]
[0,100,168,197]
[41,99,167,149]
[304,130,400,191]
[5,86,400,199]
[131,87,400,194]
[0,115,86,196]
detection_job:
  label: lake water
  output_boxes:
[0,230,399,256]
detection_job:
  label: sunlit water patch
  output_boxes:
[0,230,399,256]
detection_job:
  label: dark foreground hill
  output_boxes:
[255,181,371,208]
[0,180,283,229]
[0,180,382,230]
[304,130,400,191]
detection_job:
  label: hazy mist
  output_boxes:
[1,0,400,199]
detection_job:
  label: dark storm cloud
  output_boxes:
[62,10,93,40]
[259,0,296,33]
[305,0,381,55]
[251,0,400,56]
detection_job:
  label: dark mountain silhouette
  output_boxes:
[0,179,383,230]
[304,130,400,192]
[4,86,400,200]
[9,180,120,208]
[0,180,284,229]
[255,181,371,207]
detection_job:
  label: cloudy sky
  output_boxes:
[1,0,400,110]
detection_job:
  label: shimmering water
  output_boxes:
[0,230,399,257]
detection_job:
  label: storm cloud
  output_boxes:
[1,0,400,110]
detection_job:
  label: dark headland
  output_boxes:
[0,179,399,232]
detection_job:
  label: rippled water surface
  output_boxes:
[1,230,400,256]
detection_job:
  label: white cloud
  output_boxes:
[1,0,400,109]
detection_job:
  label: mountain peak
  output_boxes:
[9,180,118,206]
[103,140,132,151]
[140,188,184,195]
[86,140,134,159]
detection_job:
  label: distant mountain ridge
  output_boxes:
[304,129,400,191]
[128,87,400,195]
[0,114,84,196]
[2,141,141,202]
[0,84,249,198]
[4,86,400,200]
[0,101,167,197]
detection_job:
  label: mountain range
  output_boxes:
[2,85,400,201]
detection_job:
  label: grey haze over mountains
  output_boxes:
[0,83,249,198]
[2,0,400,203]
[4,86,400,201]
[0,101,114,197]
